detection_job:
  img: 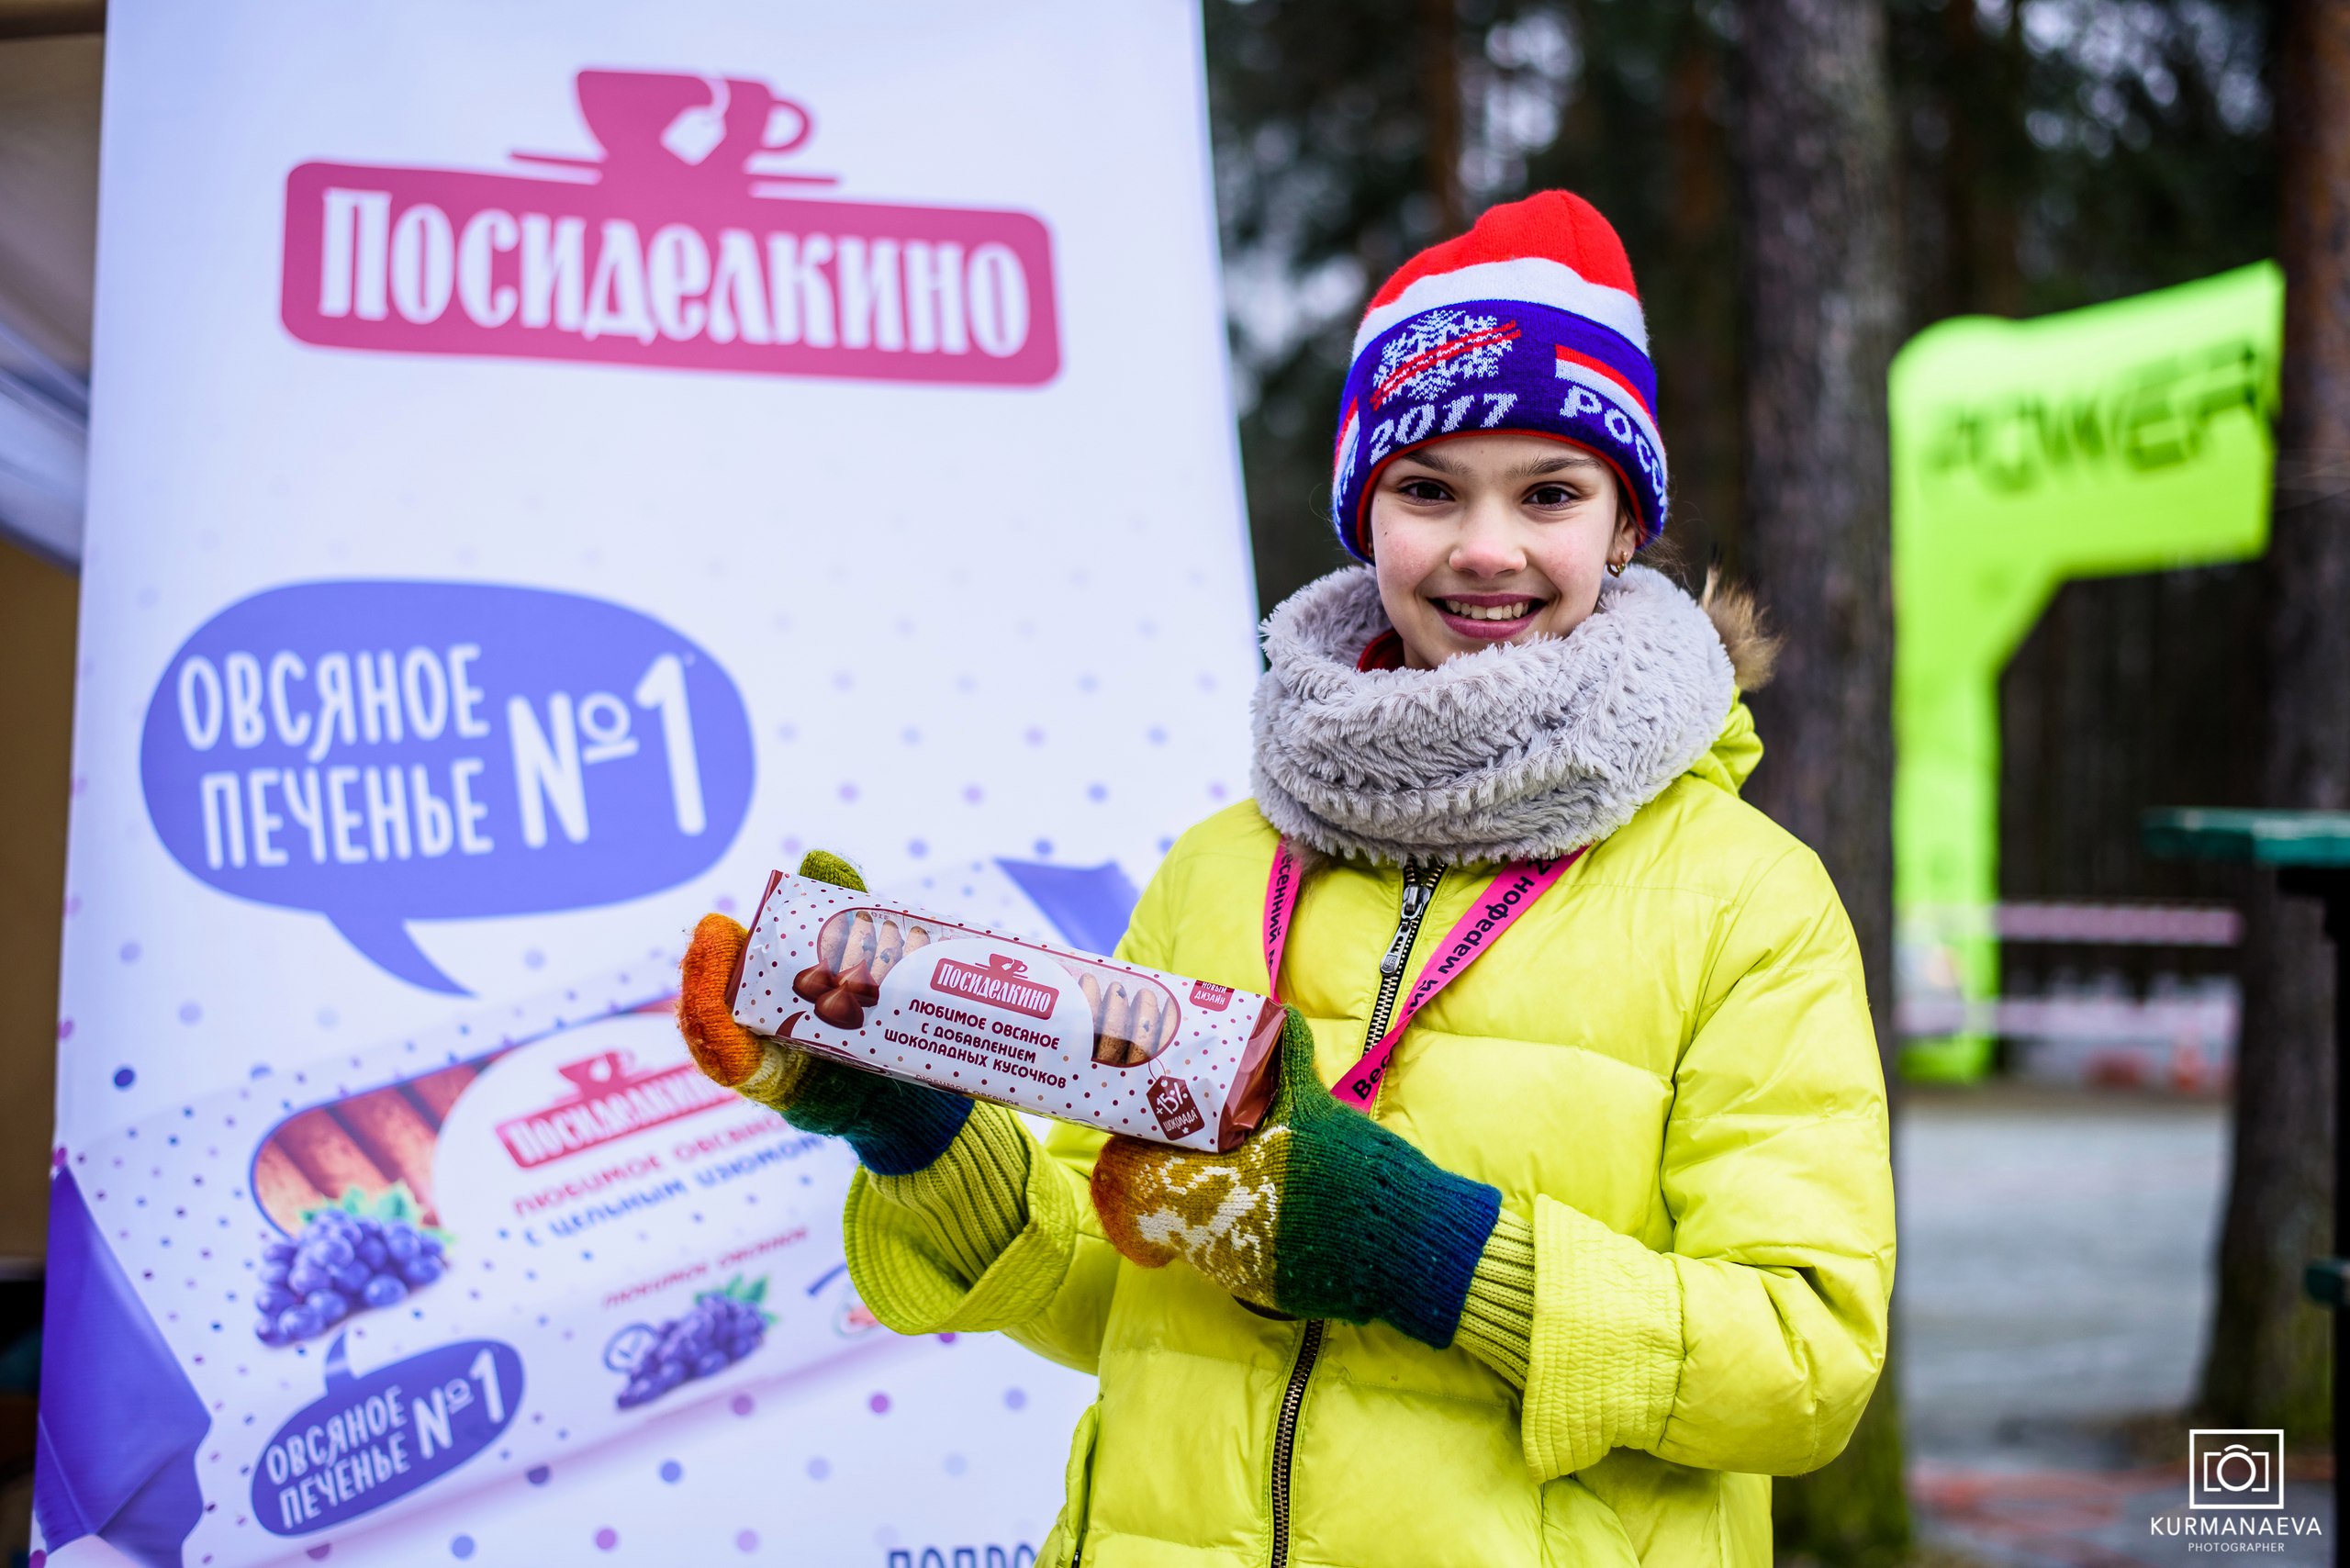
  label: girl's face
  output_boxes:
[1367,433,1642,670]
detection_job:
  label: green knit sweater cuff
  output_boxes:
[1457,1207,1537,1388]
[860,1102,1034,1284]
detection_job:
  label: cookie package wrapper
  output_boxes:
[728,870,1285,1151]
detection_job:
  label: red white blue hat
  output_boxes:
[1330,191,1665,561]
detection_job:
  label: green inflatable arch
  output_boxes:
[1890,262,2282,1080]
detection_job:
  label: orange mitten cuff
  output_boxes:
[678,913,763,1088]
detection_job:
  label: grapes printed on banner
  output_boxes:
[253,1185,449,1346]
[606,1275,771,1409]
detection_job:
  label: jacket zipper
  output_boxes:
[1265,864,1440,1568]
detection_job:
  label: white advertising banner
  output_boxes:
[42,4,1257,1564]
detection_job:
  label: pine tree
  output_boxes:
[2199,0,2350,1443]
[1730,1,1909,1560]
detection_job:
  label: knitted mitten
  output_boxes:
[677,851,970,1176]
[1091,1007,1502,1349]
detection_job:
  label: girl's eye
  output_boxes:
[1527,484,1578,508]
[1397,478,1451,502]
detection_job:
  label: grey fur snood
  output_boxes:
[1248,565,1737,865]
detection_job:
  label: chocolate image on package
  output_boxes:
[791,911,934,1030]
[730,870,1285,1150]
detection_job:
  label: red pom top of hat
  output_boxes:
[1363,190,1641,314]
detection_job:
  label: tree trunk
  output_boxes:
[1420,0,1463,235]
[1659,8,1746,578]
[1731,0,1909,1560]
[2197,0,2350,1443]
[1935,0,2025,320]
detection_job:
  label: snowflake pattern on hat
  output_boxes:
[1369,309,1520,409]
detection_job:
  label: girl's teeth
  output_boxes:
[1443,599,1533,622]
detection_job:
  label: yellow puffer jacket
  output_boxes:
[846,700,1895,1568]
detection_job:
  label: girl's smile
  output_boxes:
[1430,591,1550,639]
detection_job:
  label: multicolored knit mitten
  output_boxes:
[1091,1007,1503,1349]
[677,851,970,1176]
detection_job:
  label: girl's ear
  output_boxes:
[1614,498,1643,564]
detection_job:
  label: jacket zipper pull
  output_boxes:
[1379,875,1431,977]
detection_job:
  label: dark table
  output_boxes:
[2144,807,2350,1518]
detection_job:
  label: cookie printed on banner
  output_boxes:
[281,68,1060,385]
[139,581,755,993]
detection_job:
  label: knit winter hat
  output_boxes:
[1329,190,1665,561]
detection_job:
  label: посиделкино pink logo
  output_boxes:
[931,954,1059,1022]
[494,1048,733,1171]
[281,69,1059,386]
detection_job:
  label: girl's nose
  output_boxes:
[1448,501,1526,578]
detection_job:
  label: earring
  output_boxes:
[1606,558,1628,577]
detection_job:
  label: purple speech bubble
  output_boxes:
[253,1332,523,1535]
[140,581,754,993]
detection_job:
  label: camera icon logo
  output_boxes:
[2187,1429,2286,1509]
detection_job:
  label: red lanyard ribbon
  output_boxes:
[1259,840,1584,1109]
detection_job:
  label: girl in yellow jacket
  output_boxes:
[679,190,1895,1568]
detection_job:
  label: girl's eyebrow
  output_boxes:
[1516,453,1604,477]
[1392,448,1602,478]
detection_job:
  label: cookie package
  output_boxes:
[727,869,1285,1150]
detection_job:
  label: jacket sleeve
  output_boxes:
[1516,844,1896,1480]
[841,1105,1124,1373]
[837,851,1200,1372]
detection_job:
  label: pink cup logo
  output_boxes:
[282,68,1059,386]
[931,954,1059,1021]
[494,1048,733,1170]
